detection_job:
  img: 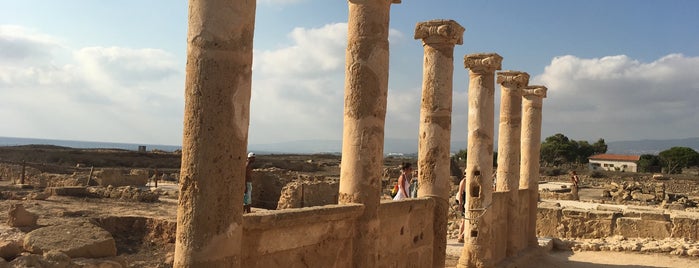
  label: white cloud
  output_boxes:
[0,25,184,145]
[251,23,347,144]
[0,25,63,64]
[533,54,699,142]
[250,22,412,144]
[255,23,347,76]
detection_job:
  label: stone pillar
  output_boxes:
[174,1,256,267]
[338,0,400,267]
[458,53,502,268]
[414,19,464,268]
[519,85,547,247]
[495,71,529,257]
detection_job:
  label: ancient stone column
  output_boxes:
[519,85,547,247]
[414,19,464,268]
[174,1,256,267]
[458,53,502,268]
[495,71,529,257]
[338,0,400,267]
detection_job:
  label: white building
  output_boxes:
[588,154,641,172]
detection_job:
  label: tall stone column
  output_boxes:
[414,19,464,268]
[458,53,502,268]
[174,0,256,267]
[519,85,547,247]
[495,71,529,257]
[338,0,400,267]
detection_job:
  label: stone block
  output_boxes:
[562,208,588,218]
[23,222,116,258]
[49,186,88,197]
[640,211,670,221]
[615,217,671,239]
[670,216,699,240]
[536,206,562,237]
[560,208,614,238]
[0,241,21,260]
[7,204,38,227]
[538,237,553,251]
[587,210,616,220]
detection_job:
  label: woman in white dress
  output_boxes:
[392,162,413,201]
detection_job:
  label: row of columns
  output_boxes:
[413,21,548,267]
[457,54,547,267]
[173,0,546,267]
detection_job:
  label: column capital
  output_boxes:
[522,85,548,98]
[464,53,502,73]
[414,19,465,45]
[497,71,530,88]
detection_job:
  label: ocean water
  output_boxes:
[0,136,181,152]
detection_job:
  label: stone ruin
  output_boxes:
[603,181,698,209]
[174,1,548,268]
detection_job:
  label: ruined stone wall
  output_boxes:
[242,204,363,267]
[276,180,339,209]
[0,163,41,184]
[377,198,435,267]
[92,168,148,187]
[537,202,699,240]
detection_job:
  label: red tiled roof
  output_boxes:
[588,154,641,162]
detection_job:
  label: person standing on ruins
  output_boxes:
[570,170,580,200]
[455,177,466,243]
[392,163,413,201]
[244,152,255,213]
[409,169,418,198]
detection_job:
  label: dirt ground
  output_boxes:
[443,239,699,267]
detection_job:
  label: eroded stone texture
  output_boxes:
[458,53,502,268]
[338,1,400,267]
[7,203,38,228]
[414,19,464,268]
[23,222,116,258]
[174,0,256,267]
[519,85,547,247]
[495,71,529,258]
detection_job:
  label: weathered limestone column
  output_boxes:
[338,0,400,267]
[458,53,502,268]
[495,71,529,257]
[174,1,256,267]
[414,19,464,268]
[519,85,547,247]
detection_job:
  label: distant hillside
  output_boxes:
[250,137,699,156]
[607,137,699,155]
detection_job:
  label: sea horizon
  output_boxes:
[0,136,182,152]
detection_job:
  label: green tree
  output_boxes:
[637,154,661,173]
[592,138,608,154]
[658,147,699,174]
[575,140,595,164]
[541,134,608,166]
[453,149,467,161]
[540,133,576,166]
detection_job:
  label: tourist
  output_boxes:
[409,169,418,198]
[456,177,466,243]
[244,152,255,213]
[392,162,413,201]
[570,170,580,188]
[570,170,580,200]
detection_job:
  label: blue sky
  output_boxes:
[1,0,698,149]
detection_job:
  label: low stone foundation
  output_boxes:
[537,201,699,240]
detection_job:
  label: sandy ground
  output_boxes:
[444,239,699,267]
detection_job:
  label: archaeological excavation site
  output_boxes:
[1,1,699,268]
